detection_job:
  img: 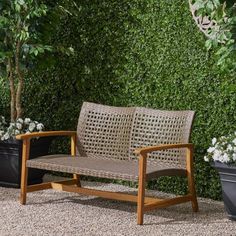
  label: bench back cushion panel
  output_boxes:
[77,102,135,160]
[129,107,195,168]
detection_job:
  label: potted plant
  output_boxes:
[204,133,236,220]
[0,116,51,187]
[0,0,74,187]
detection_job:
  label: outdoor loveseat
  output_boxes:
[16,102,198,225]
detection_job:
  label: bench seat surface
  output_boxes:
[27,155,186,181]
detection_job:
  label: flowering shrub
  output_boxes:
[0,117,44,141]
[204,132,236,165]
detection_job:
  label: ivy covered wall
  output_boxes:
[0,0,235,199]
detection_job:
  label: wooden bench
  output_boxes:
[16,102,198,225]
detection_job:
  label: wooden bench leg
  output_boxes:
[73,174,81,187]
[187,172,198,212]
[186,147,198,212]
[71,134,81,187]
[137,154,147,225]
[20,169,28,205]
[20,139,30,205]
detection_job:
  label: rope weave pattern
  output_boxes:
[77,102,194,168]
[77,103,135,160]
[130,107,194,167]
[27,155,187,181]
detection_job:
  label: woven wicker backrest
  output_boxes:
[77,102,194,167]
[77,102,135,160]
[129,107,195,168]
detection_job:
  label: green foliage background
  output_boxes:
[1,0,236,199]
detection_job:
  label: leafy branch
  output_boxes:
[0,0,53,121]
[0,0,75,121]
[192,0,236,71]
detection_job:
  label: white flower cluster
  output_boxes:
[0,117,44,141]
[204,132,236,165]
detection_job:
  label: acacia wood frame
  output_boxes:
[16,131,198,225]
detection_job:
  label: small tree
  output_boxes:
[0,0,53,122]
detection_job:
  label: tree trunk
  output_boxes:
[7,58,16,122]
[15,41,23,119]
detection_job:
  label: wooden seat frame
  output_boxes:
[16,131,198,225]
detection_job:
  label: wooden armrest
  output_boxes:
[16,131,77,140]
[134,143,193,156]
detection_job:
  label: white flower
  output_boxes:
[212,152,219,162]
[2,133,10,140]
[28,122,36,132]
[36,123,44,131]
[9,123,14,128]
[233,154,236,161]
[24,118,31,124]
[227,144,233,151]
[233,138,236,145]
[204,132,236,165]
[212,138,217,145]
[0,118,45,140]
[0,116,6,124]
[207,147,215,153]
[16,123,22,130]
[221,153,230,163]
[14,130,20,135]
[17,118,24,124]
[212,150,222,162]
[204,156,209,162]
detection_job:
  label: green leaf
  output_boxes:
[206,2,214,11]
[34,50,38,56]
[15,3,21,12]
[194,1,205,10]
[17,0,25,6]
[205,39,213,50]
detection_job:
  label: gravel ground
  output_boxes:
[0,175,235,236]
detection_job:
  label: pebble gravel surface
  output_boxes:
[0,175,235,236]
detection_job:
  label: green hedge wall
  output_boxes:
[1,0,236,200]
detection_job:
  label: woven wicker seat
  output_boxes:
[16,102,198,225]
[27,155,187,181]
